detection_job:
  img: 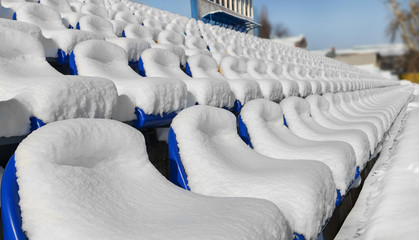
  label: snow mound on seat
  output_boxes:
[1,76,117,123]
[0,28,117,130]
[171,105,336,239]
[306,94,378,152]
[281,96,370,169]
[0,98,30,137]
[141,48,234,108]
[16,3,104,54]
[220,56,282,102]
[0,17,58,57]
[15,118,291,240]
[74,40,187,121]
[240,99,356,192]
[187,54,262,105]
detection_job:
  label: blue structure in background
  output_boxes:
[134,0,259,33]
[201,11,259,33]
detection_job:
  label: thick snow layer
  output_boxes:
[246,59,284,100]
[336,96,415,240]
[123,23,155,45]
[78,15,152,61]
[240,99,356,192]
[80,3,109,19]
[0,18,58,58]
[0,76,117,124]
[281,64,312,97]
[15,118,292,240]
[266,62,300,97]
[186,54,262,105]
[16,3,104,54]
[281,97,370,169]
[78,15,116,39]
[171,105,337,239]
[73,40,187,121]
[0,28,117,133]
[0,98,31,137]
[141,48,234,108]
[306,95,379,153]
[219,56,282,102]
[322,93,385,141]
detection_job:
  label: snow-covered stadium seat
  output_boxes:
[207,40,227,65]
[80,3,109,19]
[0,27,117,136]
[238,99,356,197]
[142,17,162,41]
[281,97,371,174]
[281,63,315,97]
[186,54,262,112]
[0,18,58,58]
[39,0,83,29]
[322,93,386,141]
[306,94,379,153]
[123,23,155,45]
[14,2,104,64]
[183,35,211,57]
[265,62,301,97]
[141,48,234,109]
[246,59,300,98]
[71,40,187,128]
[157,29,184,47]
[169,105,336,239]
[150,43,187,68]
[1,118,292,240]
[0,99,30,138]
[77,15,151,62]
[219,56,283,102]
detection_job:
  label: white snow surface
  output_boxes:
[281,97,370,170]
[171,105,337,239]
[141,48,234,108]
[0,18,58,58]
[15,118,292,240]
[219,56,282,102]
[306,95,379,153]
[186,54,262,105]
[240,99,356,192]
[15,2,104,54]
[0,98,31,137]
[73,40,187,121]
[0,27,117,136]
[336,92,417,240]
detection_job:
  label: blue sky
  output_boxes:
[135,0,400,50]
[253,0,399,50]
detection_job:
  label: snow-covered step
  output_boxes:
[335,94,419,239]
